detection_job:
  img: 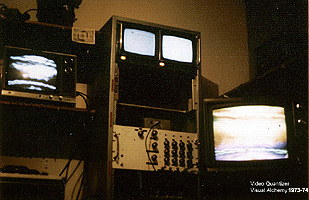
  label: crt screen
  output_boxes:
[162,35,193,63]
[213,105,288,161]
[7,55,58,92]
[123,28,155,56]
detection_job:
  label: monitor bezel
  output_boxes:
[202,98,295,171]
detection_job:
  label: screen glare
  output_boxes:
[213,105,288,161]
[162,35,193,63]
[8,55,57,91]
[123,28,155,56]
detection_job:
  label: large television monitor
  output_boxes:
[116,19,200,77]
[1,46,77,105]
[202,98,295,170]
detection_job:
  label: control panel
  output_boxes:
[112,125,198,173]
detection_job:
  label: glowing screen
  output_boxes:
[162,35,193,63]
[123,28,155,56]
[7,55,58,91]
[213,105,288,161]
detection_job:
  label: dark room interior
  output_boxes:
[0,0,307,199]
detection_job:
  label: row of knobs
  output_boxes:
[163,139,194,168]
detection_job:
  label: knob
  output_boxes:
[187,151,193,159]
[164,157,170,166]
[64,66,73,73]
[179,141,185,150]
[179,151,185,158]
[179,159,185,167]
[152,130,158,136]
[152,142,158,149]
[187,142,193,150]
[172,140,177,148]
[164,139,170,147]
[172,150,178,157]
[187,159,193,168]
[151,154,157,162]
[172,158,178,166]
[138,130,144,137]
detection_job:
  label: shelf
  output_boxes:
[0,100,95,113]
[117,102,187,113]
[0,173,63,181]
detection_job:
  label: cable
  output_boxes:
[145,121,160,171]
[24,8,37,13]
[76,91,92,101]
[65,160,70,182]
[0,5,33,22]
[76,92,89,110]
[0,4,8,11]
[67,159,83,182]
[59,133,87,178]
[59,113,93,178]
[76,91,93,111]
[59,106,94,199]
[59,147,78,177]
[70,169,85,200]
[22,9,37,21]
[75,170,85,200]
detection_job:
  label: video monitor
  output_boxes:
[1,46,77,105]
[7,54,58,92]
[213,105,288,161]
[162,35,193,63]
[123,28,156,56]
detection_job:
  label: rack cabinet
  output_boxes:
[86,16,202,200]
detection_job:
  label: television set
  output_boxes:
[160,31,198,77]
[123,28,156,56]
[117,21,158,65]
[162,35,193,63]
[116,19,200,77]
[1,46,77,105]
[202,98,295,171]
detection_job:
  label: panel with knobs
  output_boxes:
[112,125,199,173]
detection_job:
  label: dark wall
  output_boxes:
[245,0,307,79]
